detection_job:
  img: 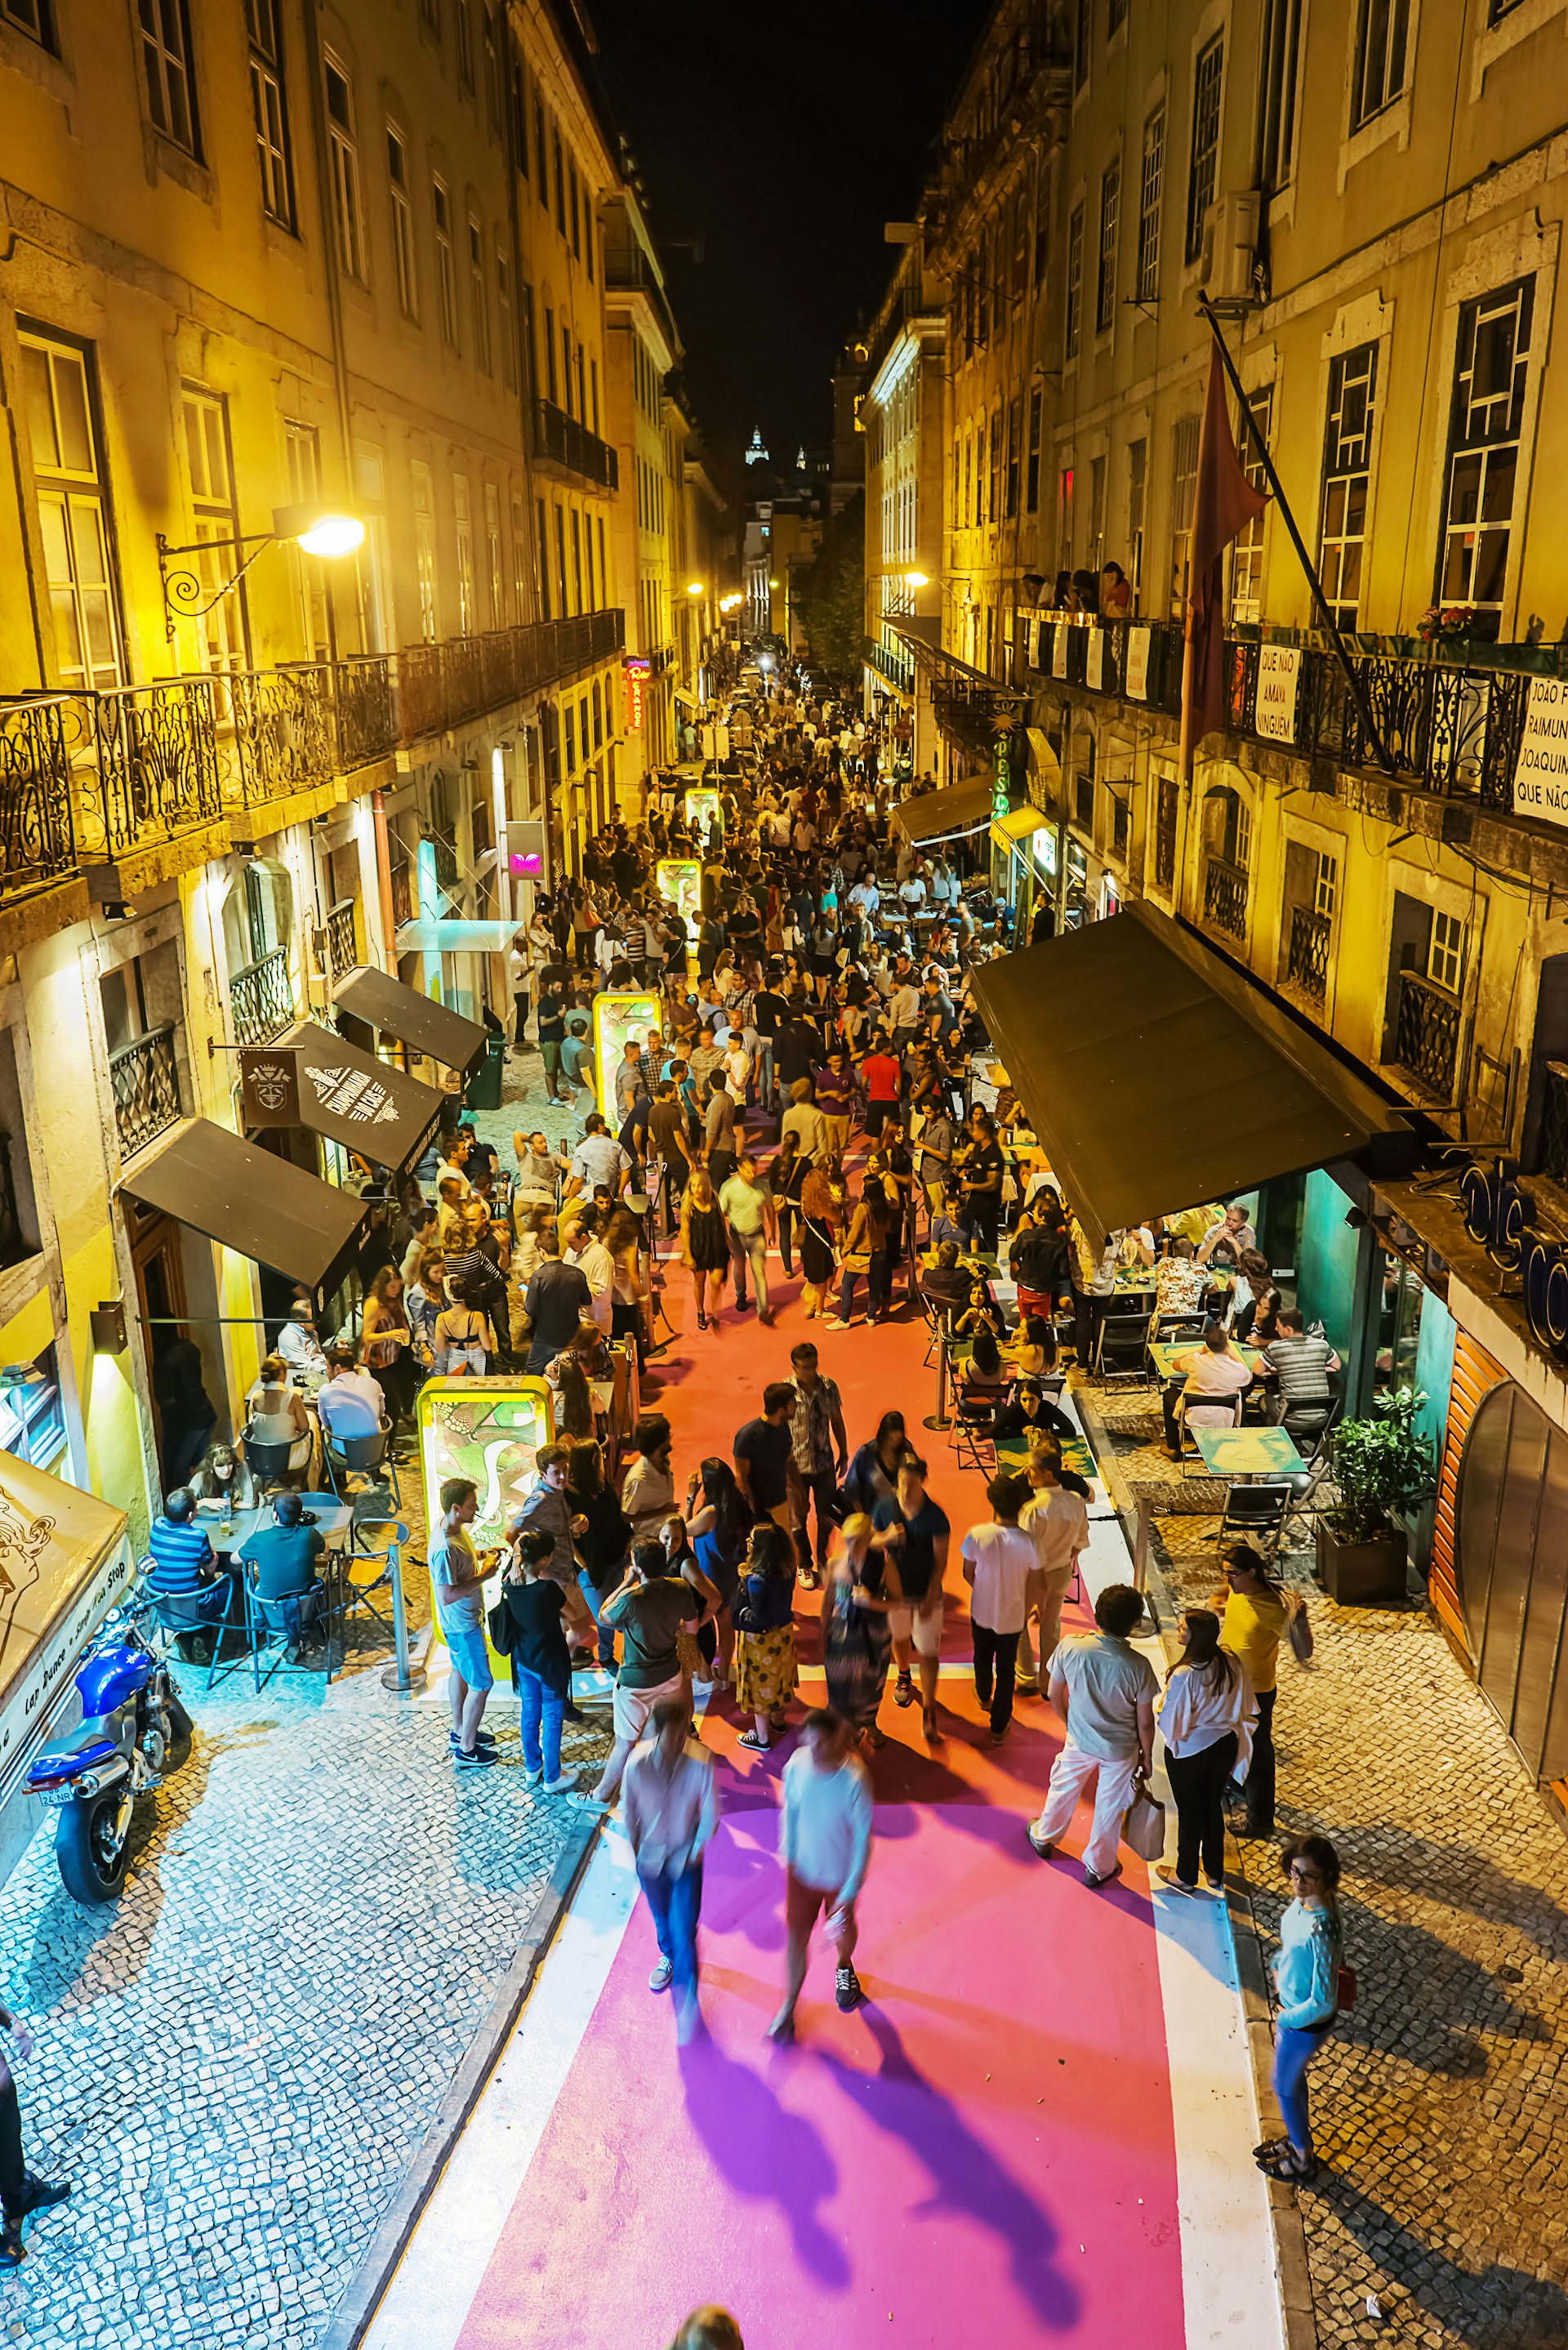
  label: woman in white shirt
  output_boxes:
[1155,1608,1257,1893]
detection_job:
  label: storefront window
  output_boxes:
[0,1346,66,1472]
[1374,1248,1424,1397]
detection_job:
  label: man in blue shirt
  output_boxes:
[567,1117,630,1202]
[145,1487,233,1648]
[238,1490,326,1603]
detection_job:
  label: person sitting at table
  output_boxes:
[995,1375,1074,1446]
[1004,1313,1055,1378]
[1010,1193,1073,1318]
[961,1330,1011,1406]
[238,1489,327,1656]
[920,1239,971,1314]
[245,1354,314,1479]
[954,1279,1004,1342]
[316,1344,389,1444]
[145,1487,234,1657]
[277,1300,327,1383]
[189,1441,260,1516]
[1196,1200,1256,1269]
[1258,1310,1341,1421]
[1155,1236,1209,1321]
[1232,1249,1284,1344]
[1165,1322,1253,1458]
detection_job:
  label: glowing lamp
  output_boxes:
[272,503,365,557]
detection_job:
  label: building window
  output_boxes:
[597,515,607,603]
[1429,908,1466,996]
[589,355,599,432]
[1320,341,1378,631]
[323,57,364,280]
[1033,155,1051,287]
[1088,453,1107,571]
[554,503,568,615]
[561,325,572,416]
[245,0,294,228]
[412,459,438,640]
[1127,436,1147,598]
[19,329,123,689]
[1065,202,1085,361]
[1169,415,1200,608]
[1256,0,1303,194]
[552,126,566,234]
[535,493,550,618]
[1437,276,1535,640]
[452,473,475,632]
[1074,0,1091,91]
[433,177,458,346]
[481,480,503,623]
[1,0,56,51]
[568,157,581,258]
[533,95,547,197]
[497,246,515,389]
[1004,395,1021,519]
[1108,0,1128,29]
[1026,386,1042,513]
[284,420,329,658]
[1186,36,1223,264]
[1350,0,1410,133]
[468,216,491,372]
[139,0,200,157]
[987,409,1001,526]
[1230,386,1272,624]
[542,304,557,402]
[1095,158,1120,335]
[570,508,583,612]
[387,128,416,315]
[1314,850,1338,920]
[180,386,247,672]
[454,0,474,88]
[1136,106,1164,304]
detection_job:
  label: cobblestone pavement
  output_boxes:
[1085,1376,1568,2350]
[0,1643,612,2348]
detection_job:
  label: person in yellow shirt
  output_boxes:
[1169,1202,1223,1251]
[1209,1544,1290,1836]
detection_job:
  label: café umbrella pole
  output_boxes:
[924,1313,953,1433]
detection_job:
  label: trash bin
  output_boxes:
[463,1034,505,1112]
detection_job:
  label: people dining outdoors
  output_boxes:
[1164,1322,1254,1457]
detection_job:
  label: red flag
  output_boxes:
[1180,346,1269,778]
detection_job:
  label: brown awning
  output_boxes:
[118,1119,367,1290]
[968,902,1414,1248]
[279,1022,443,1171]
[892,774,996,844]
[331,965,486,1072]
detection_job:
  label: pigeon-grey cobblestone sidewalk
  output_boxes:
[0,1665,610,2349]
[1089,1378,1568,2350]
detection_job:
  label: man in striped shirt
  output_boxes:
[145,1488,231,1625]
[1260,1311,1341,1411]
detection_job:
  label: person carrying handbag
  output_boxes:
[1257,1834,1347,2184]
[1153,1608,1258,1893]
[1027,1583,1159,1889]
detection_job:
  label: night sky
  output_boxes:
[587,0,991,479]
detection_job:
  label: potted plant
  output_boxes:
[1316,1385,1435,1604]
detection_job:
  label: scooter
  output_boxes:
[24,1590,193,1905]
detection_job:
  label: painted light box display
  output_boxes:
[592,990,660,1125]
[417,1376,553,1673]
[683,787,722,844]
[656,858,702,932]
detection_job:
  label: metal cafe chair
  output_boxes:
[146,1560,250,1692]
[1281,1394,1343,1465]
[337,1513,412,1652]
[952,1389,1000,1474]
[1218,1481,1293,1557]
[1094,1306,1153,1382]
[242,1429,296,1494]
[322,1420,403,1509]
[243,1569,330,1693]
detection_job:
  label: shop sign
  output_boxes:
[1052,624,1069,679]
[1456,1156,1568,1366]
[1086,631,1104,690]
[1034,825,1058,877]
[623,667,647,733]
[1254,645,1302,743]
[1513,676,1568,827]
[238,1047,301,1129]
[1125,627,1151,701]
[301,1058,401,1127]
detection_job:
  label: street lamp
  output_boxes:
[905,570,929,589]
[157,501,365,639]
[686,580,705,596]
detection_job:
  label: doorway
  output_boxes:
[1455,1381,1568,1784]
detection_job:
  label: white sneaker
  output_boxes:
[822,1317,852,1331]
[648,1956,674,1993]
[521,1764,543,1788]
[542,1770,578,1794]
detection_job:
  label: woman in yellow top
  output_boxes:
[1210,1544,1301,1838]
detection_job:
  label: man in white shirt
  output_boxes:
[960,1473,1036,1744]
[277,1302,327,1382]
[1195,1201,1256,1266]
[849,874,880,925]
[316,1344,387,1443]
[770,1708,873,2038]
[1017,1453,1090,1694]
[623,1696,719,2044]
[567,1210,616,1334]
[898,869,928,916]
[1028,1583,1158,1888]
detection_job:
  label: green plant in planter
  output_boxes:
[1325,1385,1436,1543]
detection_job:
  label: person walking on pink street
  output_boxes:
[768,1708,873,2039]
[1027,1584,1158,1889]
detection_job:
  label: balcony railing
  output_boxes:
[0,698,82,904]
[864,636,915,695]
[108,1024,181,1159]
[1203,855,1249,940]
[532,399,619,491]
[229,945,294,1044]
[325,899,357,976]
[90,678,223,858]
[1022,613,1547,814]
[1392,970,1462,1099]
[394,610,625,742]
[1285,903,1332,1004]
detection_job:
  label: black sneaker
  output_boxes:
[449,1730,497,1752]
[835,1964,862,2012]
[455,1745,498,1768]
[20,2176,69,2214]
[735,1295,753,1312]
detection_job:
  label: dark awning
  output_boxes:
[118,1120,367,1291]
[331,965,486,1072]
[280,1022,444,1171]
[893,774,996,844]
[968,903,1413,1248]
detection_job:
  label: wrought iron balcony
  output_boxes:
[108,1023,181,1159]
[1203,855,1249,941]
[325,899,357,977]
[89,678,223,858]
[394,609,626,742]
[1392,970,1461,1099]
[0,697,82,906]
[863,636,915,694]
[532,399,619,492]
[1285,904,1332,1004]
[229,945,294,1044]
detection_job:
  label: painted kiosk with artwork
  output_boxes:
[655,858,702,935]
[417,1375,554,1683]
[591,989,661,1126]
[682,787,723,847]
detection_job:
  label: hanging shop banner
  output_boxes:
[1254,645,1303,744]
[623,655,649,734]
[238,1047,301,1130]
[1052,624,1069,680]
[1513,675,1568,827]
[1125,627,1151,701]
[1086,631,1105,690]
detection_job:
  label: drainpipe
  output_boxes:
[372,789,397,971]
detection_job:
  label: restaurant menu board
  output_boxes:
[656,858,702,931]
[684,787,723,844]
[592,989,661,1124]
[417,1376,552,1670]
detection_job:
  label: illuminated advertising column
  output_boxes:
[418,1375,554,1676]
[591,989,662,1124]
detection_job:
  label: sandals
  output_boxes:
[1256,2147,1318,2183]
[697,1313,708,1331]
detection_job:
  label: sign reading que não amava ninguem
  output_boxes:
[1515,676,1568,827]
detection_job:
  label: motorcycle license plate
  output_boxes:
[33,1787,74,1808]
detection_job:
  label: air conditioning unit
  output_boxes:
[1201,191,1261,306]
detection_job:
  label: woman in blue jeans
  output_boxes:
[1258,1833,1345,2183]
[501,1532,579,1795]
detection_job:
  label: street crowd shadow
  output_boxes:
[676,2030,850,2288]
[1309,2172,1568,2349]
[1325,1819,1568,1954]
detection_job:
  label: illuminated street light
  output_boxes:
[905,569,929,588]
[158,501,365,639]
[276,504,367,558]
[686,580,705,595]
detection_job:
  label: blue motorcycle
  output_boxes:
[24,1590,192,1904]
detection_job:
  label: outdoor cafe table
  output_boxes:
[1191,1425,1306,1482]
[197,1491,356,1668]
[995,1434,1099,1487]
[1147,1339,1267,1383]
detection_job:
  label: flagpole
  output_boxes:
[1197,292,1397,779]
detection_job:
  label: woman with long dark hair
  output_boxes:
[1154,1608,1258,1894]
[822,1512,898,1747]
[684,1456,750,1688]
[731,1521,798,1751]
[826,1173,893,1329]
[1258,1835,1345,2183]
[565,1438,630,1673]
